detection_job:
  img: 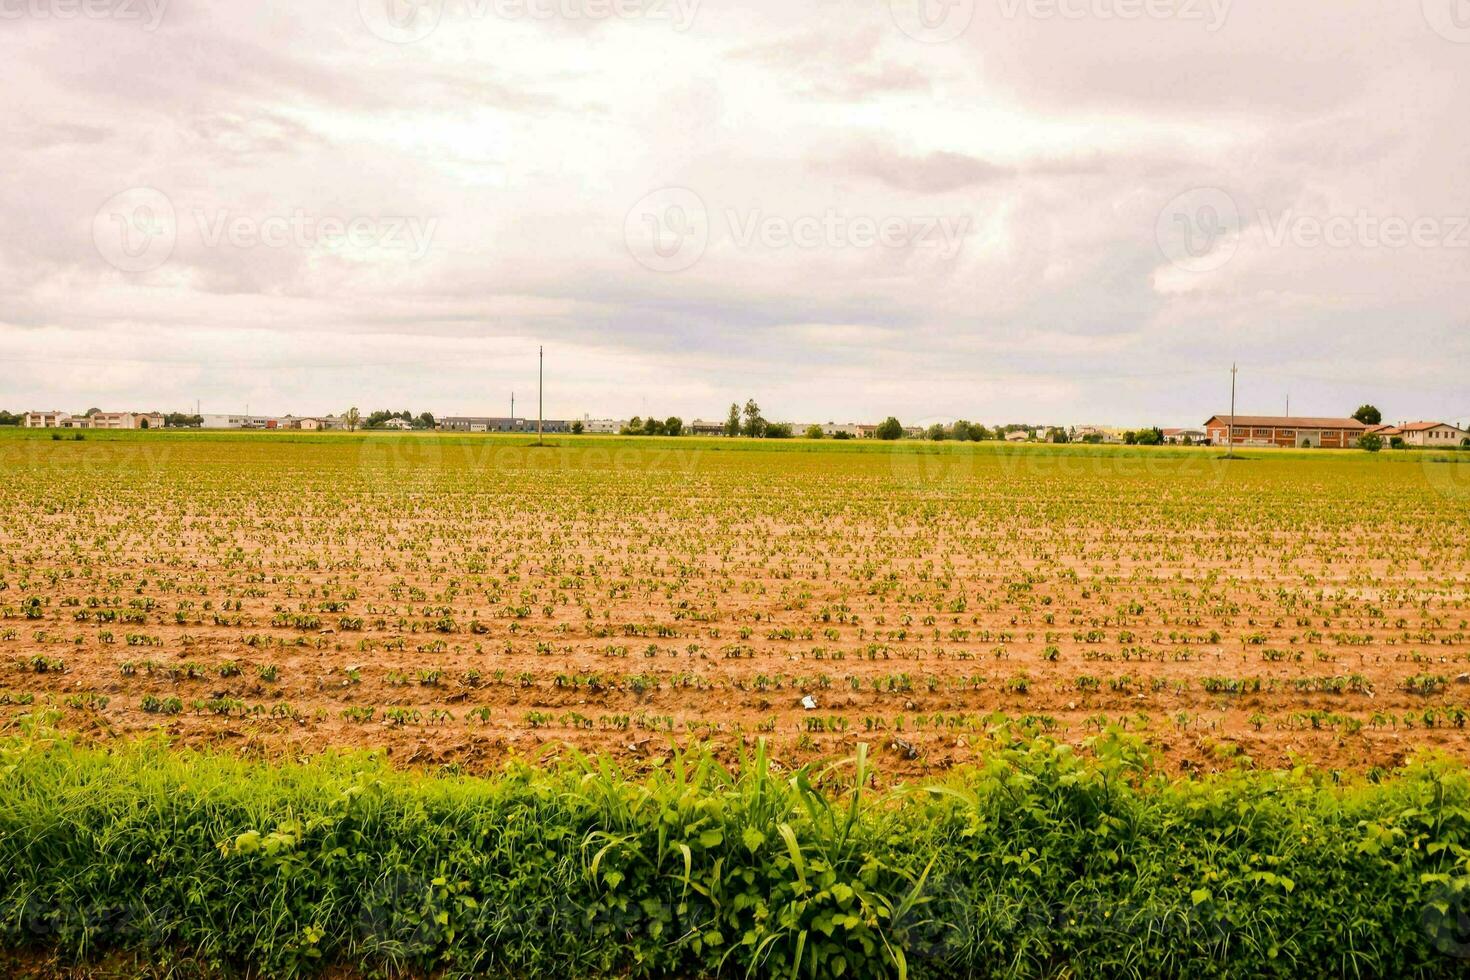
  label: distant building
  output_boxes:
[439,416,570,433]
[1388,421,1469,447]
[1162,427,1208,444]
[25,411,163,429]
[200,414,281,429]
[1074,425,1124,443]
[1204,415,1366,448]
[685,419,725,436]
[582,418,625,434]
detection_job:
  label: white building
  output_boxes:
[25,410,163,429]
[1392,421,1469,447]
[582,417,624,434]
[201,414,282,429]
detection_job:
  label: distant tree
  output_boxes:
[724,403,741,437]
[925,423,947,441]
[1359,434,1383,453]
[664,416,683,437]
[1123,430,1137,445]
[950,420,972,441]
[414,412,435,430]
[1050,428,1070,444]
[1352,404,1382,425]
[969,424,991,441]
[1134,427,1164,446]
[1390,436,1404,449]
[84,407,101,417]
[622,415,642,435]
[570,420,584,434]
[742,399,765,438]
[0,410,20,426]
[805,424,824,439]
[1082,433,1104,444]
[832,431,852,440]
[876,417,903,441]
[163,413,201,428]
[1462,436,1470,448]
[343,407,361,432]
[641,416,665,436]
[364,410,398,429]
[764,422,793,439]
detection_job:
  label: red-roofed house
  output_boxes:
[1391,421,1469,447]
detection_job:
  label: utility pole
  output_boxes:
[538,345,544,446]
[1285,393,1290,418]
[1227,363,1237,459]
[511,392,514,420]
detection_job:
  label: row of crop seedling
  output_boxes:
[117,659,276,682]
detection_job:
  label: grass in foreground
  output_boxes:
[4,719,1470,978]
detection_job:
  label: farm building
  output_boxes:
[1074,425,1124,443]
[685,419,725,436]
[439,416,571,433]
[1204,415,1367,448]
[1383,421,1469,447]
[1162,427,1208,444]
[201,414,284,429]
[25,410,164,429]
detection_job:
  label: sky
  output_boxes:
[3,0,1468,428]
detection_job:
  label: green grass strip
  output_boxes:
[4,728,1470,978]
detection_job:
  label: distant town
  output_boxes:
[7,405,1469,450]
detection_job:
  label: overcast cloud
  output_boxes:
[2,0,1467,426]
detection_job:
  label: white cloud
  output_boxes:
[0,1,1466,426]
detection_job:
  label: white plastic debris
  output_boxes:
[800,695,817,710]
